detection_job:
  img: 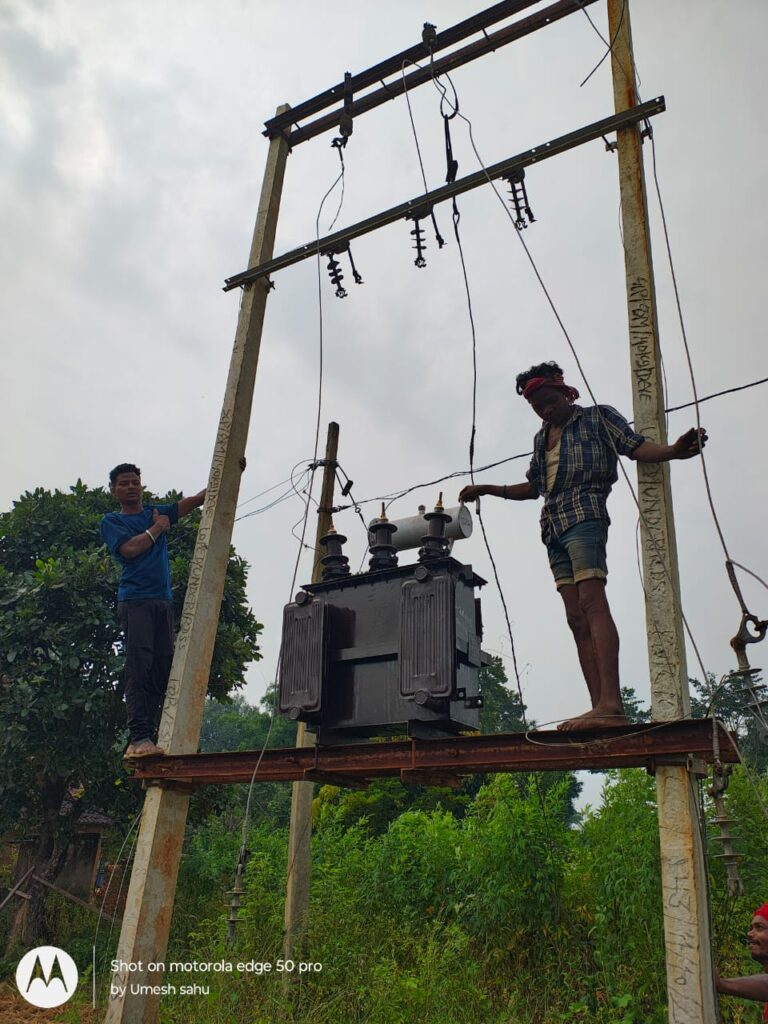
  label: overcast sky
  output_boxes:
[2,1,767,806]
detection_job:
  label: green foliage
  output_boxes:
[199,690,295,753]
[188,693,296,831]
[620,686,651,724]
[689,672,768,772]
[478,655,527,734]
[0,480,262,861]
[45,756,768,1024]
[572,771,666,1016]
[311,655,564,837]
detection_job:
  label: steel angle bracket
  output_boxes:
[224,98,666,292]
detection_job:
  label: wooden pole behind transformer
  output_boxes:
[282,422,339,980]
[104,106,291,1024]
[606,4,717,1021]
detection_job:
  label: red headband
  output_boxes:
[522,374,580,403]
[755,904,768,923]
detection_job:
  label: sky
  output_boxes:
[2,0,767,808]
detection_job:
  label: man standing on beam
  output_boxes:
[101,463,205,759]
[459,360,706,732]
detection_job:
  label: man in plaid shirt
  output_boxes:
[459,360,706,732]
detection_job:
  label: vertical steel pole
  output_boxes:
[606,4,717,1021]
[282,422,339,978]
[104,107,291,1024]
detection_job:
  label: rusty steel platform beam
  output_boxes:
[130,719,735,787]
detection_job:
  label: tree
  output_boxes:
[0,481,262,949]
[478,655,527,735]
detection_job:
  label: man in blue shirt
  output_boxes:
[101,463,205,758]
[459,361,707,732]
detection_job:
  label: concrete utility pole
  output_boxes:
[282,422,339,977]
[104,106,291,1024]
[607,4,717,1022]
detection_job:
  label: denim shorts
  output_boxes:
[546,519,608,588]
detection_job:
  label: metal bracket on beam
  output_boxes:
[225,98,665,292]
[687,754,708,779]
[400,768,463,789]
[141,779,199,795]
[302,769,369,790]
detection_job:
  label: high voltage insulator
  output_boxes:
[708,765,744,897]
[324,252,346,297]
[408,216,427,268]
[323,243,364,298]
[503,168,536,230]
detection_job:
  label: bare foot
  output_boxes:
[557,710,629,733]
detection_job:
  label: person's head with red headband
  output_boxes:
[516,360,580,427]
[750,905,768,967]
[716,904,768,1012]
[717,905,768,1010]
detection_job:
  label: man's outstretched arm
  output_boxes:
[178,490,206,518]
[632,427,708,463]
[716,971,768,1001]
[459,482,538,503]
[177,458,245,518]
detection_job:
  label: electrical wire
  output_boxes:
[576,0,767,636]
[728,561,768,596]
[323,373,768,520]
[405,60,571,924]
[230,155,346,919]
[576,0,634,90]
[648,131,768,620]
[235,466,313,523]
[92,807,143,1001]
[447,103,717,699]
[236,472,307,510]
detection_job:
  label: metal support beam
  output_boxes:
[225,98,665,292]
[104,108,291,1024]
[282,422,339,976]
[129,719,736,786]
[608,4,717,1021]
[269,0,600,148]
[263,0,545,138]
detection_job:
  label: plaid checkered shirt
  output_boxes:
[526,404,647,543]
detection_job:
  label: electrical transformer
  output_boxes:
[278,498,488,744]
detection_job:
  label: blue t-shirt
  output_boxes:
[100,503,179,602]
